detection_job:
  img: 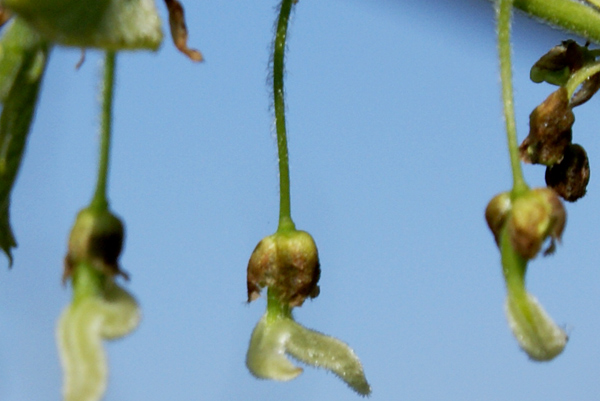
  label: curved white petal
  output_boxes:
[505,293,568,361]
[57,284,140,401]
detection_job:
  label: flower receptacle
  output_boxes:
[64,207,126,283]
[247,230,320,308]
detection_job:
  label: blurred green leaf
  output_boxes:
[3,0,162,51]
[0,18,51,265]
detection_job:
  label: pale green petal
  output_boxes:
[283,319,371,396]
[57,283,140,401]
[246,313,371,396]
[246,314,303,381]
[505,293,568,361]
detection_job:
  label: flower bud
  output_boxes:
[545,143,590,202]
[64,208,126,282]
[247,230,320,307]
[485,191,512,247]
[520,88,574,166]
[507,188,566,259]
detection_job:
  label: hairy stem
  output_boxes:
[266,287,291,323]
[273,0,296,233]
[497,0,529,196]
[90,51,116,212]
[565,60,600,98]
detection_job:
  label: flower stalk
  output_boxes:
[498,0,529,196]
[492,0,568,361]
[245,0,370,394]
[58,51,138,401]
[273,0,295,233]
[90,51,115,213]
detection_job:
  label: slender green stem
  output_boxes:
[500,228,527,300]
[90,51,116,212]
[273,0,296,233]
[514,0,600,44]
[565,59,600,98]
[266,287,292,323]
[497,0,529,196]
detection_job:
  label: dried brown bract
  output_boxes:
[164,0,203,62]
[520,87,574,166]
[545,144,590,202]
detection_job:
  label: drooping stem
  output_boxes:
[497,0,529,196]
[565,60,600,98]
[90,51,116,212]
[273,0,296,233]
[500,228,527,300]
[514,0,600,44]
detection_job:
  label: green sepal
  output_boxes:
[3,0,163,51]
[0,18,51,266]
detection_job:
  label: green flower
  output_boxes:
[246,229,371,396]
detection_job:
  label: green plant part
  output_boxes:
[58,50,140,400]
[530,40,596,86]
[57,262,140,401]
[0,18,50,265]
[507,188,566,258]
[247,309,371,396]
[246,0,370,394]
[1,0,162,50]
[513,0,600,44]
[501,229,567,360]
[493,0,568,361]
[247,230,320,307]
[246,230,370,395]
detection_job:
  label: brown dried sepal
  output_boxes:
[247,230,320,308]
[507,188,566,259]
[485,191,512,247]
[546,144,590,202]
[63,208,128,284]
[164,0,203,62]
[520,87,574,166]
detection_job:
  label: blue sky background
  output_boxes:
[3,1,600,400]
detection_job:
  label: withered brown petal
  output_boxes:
[545,144,590,202]
[520,87,574,166]
[164,0,203,62]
